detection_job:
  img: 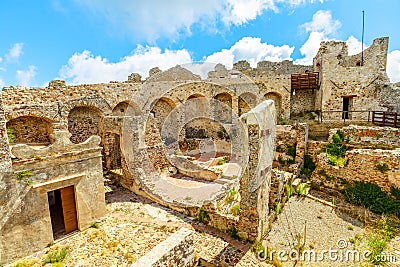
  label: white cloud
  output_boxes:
[345,36,368,56]
[387,50,400,83]
[5,43,24,62]
[75,0,323,41]
[205,37,294,68]
[59,45,192,84]
[60,36,294,84]
[0,77,4,88]
[16,66,37,87]
[301,10,340,35]
[295,31,324,65]
[295,10,340,65]
[219,0,326,27]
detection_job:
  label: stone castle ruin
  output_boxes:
[0,37,399,265]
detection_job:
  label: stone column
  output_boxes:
[237,100,276,242]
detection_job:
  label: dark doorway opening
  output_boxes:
[48,189,65,238]
[342,97,350,119]
[47,185,78,239]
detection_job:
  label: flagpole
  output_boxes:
[361,10,365,66]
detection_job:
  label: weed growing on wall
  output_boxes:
[324,130,347,166]
[6,127,15,143]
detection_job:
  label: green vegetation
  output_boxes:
[6,128,15,143]
[391,186,400,200]
[278,117,288,125]
[275,201,282,218]
[230,203,240,216]
[224,188,238,204]
[217,156,230,165]
[300,154,316,177]
[375,162,390,173]
[342,182,400,218]
[296,183,310,196]
[197,209,210,223]
[286,144,297,159]
[15,170,32,181]
[324,130,347,166]
[366,217,395,265]
[217,127,230,140]
[251,240,266,258]
[44,246,69,265]
[285,182,294,198]
[229,226,240,240]
[90,222,99,228]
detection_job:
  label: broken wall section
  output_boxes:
[0,131,106,266]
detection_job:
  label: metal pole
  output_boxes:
[361,10,365,66]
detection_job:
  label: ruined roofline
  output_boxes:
[314,36,389,62]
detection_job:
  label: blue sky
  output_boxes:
[0,0,399,88]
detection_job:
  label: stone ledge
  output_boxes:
[131,227,194,267]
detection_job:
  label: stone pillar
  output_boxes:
[232,95,239,118]
[237,100,276,241]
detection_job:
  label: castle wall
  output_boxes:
[314,37,390,120]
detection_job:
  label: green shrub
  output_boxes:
[275,201,282,218]
[197,209,210,223]
[229,226,240,240]
[391,186,400,200]
[230,203,240,216]
[44,246,68,264]
[217,156,229,165]
[375,162,390,173]
[303,154,316,172]
[15,170,32,181]
[342,182,400,218]
[251,241,266,258]
[287,144,297,159]
[90,222,99,228]
[367,235,387,265]
[6,128,15,143]
[285,182,294,198]
[324,130,348,166]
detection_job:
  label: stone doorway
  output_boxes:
[342,96,354,119]
[48,185,78,239]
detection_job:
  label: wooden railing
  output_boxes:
[311,110,399,128]
[372,111,400,128]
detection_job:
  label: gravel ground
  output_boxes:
[8,187,399,267]
[265,195,400,267]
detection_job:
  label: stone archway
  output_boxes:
[238,92,257,116]
[112,101,142,117]
[68,106,104,144]
[214,92,233,123]
[264,92,282,120]
[6,116,53,145]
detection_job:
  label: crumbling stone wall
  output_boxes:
[329,125,400,149]
[290,89,316,116]
[314,37,390,120]
[311,125,400,193]
[0,131,105,265]
[103,132,122,170]
[6,116,53,144]
[274,124,308,173]
[68,106,104,144]
[312,148,400,193]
